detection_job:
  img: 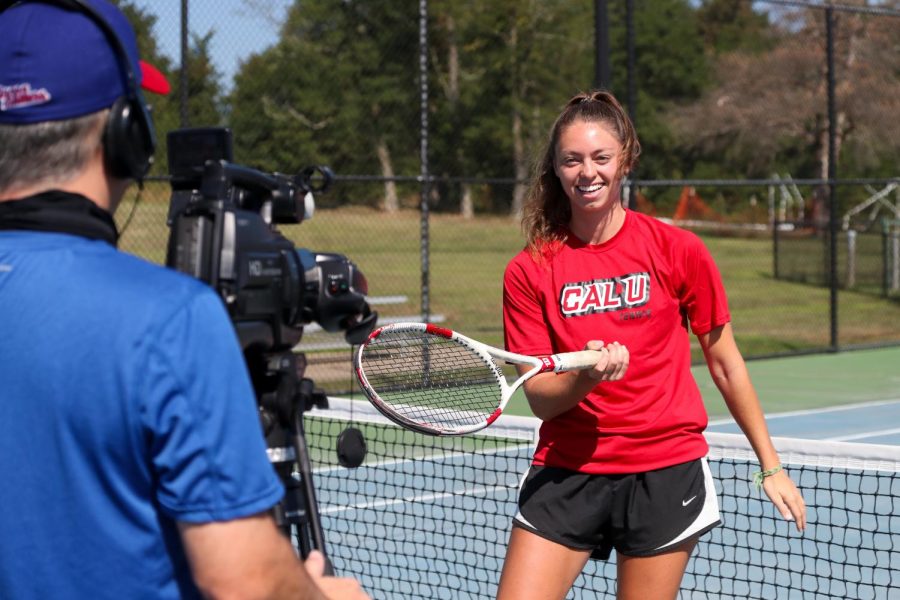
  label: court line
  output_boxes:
[708,397,900,426]
[312,442,532,475]
[315,444,530,515]
[826,427,900,442]
[319,482,516,516]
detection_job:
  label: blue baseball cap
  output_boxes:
[0,0,170,124]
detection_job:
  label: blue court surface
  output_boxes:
[707,398,900,444]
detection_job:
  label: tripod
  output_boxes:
[254,349,334,575]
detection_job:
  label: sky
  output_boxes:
[130,0,294,90]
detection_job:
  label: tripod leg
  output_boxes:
[256,350,334,574]
[271,461,314,559]
[291,405,334,575]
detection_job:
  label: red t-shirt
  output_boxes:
[503,210,730,474]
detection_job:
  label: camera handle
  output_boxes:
[257,351,334,576]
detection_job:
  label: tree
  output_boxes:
[228,0,714,216]
[427,0,595,217]
[178,32,226,129]
[696,0,773,55]
[504,0,595,217]
[429,3,472,216]
[426,0,711,217]
[607,0,709,190]
[116,1,225,177]
[115,1,174,177]
[669,3,900,196]
[229,0,419,210]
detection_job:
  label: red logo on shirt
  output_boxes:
[0,83,52,111]
[559,272,650,316]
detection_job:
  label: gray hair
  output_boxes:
[0,109,108,194]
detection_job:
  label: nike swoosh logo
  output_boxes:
[682,495,698,507]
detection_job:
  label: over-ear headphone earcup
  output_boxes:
[103,95,154,180]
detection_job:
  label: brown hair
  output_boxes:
[521,89,640,259]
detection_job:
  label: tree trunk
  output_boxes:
[511,109,527,218]
[444,13,474,219]
[376,139,399,212]
[508,22,527,219]
[460,184,474,219]
[814,110,846,229]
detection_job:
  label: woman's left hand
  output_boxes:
[762,469,807,532]
[584,340,629,382]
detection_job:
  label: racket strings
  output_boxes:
[359,330,504,428]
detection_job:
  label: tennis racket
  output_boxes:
[353,322,603,436]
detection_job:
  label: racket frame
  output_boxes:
[354,322,601,435]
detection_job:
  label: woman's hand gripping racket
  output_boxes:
[353,322,604,436]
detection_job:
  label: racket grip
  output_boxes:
[548,349,605,372]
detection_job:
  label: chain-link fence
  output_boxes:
[117,0,900,393]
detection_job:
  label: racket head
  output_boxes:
[354,322,512,435]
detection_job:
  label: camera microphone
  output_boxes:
[336,427,366,469]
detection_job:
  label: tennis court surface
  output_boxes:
[304,347,900,599]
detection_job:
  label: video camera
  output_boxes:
[163,127,377,564]
[164,127,376,353]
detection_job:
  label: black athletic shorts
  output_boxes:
[512,458,721,560]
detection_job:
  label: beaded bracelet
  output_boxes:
[751,465,783,490]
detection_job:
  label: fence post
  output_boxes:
[625,0,637,211]
[595,0,611,89]
[418,0,431,323]
[825,7,838,350]
[180,0,189,128]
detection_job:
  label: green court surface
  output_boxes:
[696,345,900,418]
[503,345,900,419]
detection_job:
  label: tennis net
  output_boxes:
[302,397,900,599]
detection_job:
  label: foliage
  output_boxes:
[426,0,596,214]
[696,0,774,55]
[668,2,900,185]
[127,0,898,215]
[224,0,717,213]
[608,0,710,181]
[117,1,225,177]
[228,0,419,208]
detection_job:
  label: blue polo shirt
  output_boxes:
[0,231,284,599]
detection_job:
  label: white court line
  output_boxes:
[707,397,900,426]
[319,483,513,516]
[826,427,900,442]
[312,443,531,516]
[312,442,532,476]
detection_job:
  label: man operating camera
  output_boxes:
[0,2,368,598]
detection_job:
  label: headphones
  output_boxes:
[0,0,157,180]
